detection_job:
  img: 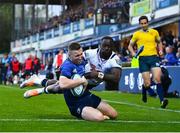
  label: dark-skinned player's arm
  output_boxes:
[103,67,121,83]
[84,67,121,83]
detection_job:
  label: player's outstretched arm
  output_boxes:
[103,67,121,83]
[59,75,87,89]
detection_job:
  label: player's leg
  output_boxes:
[81,101,117,121]
[20,74,43,88]
[147,88,157,97]
[141,72,151,102]
[67,95,106,121]
[139,56,151,103]
[23,82,62,98]
[151,67,168,108]
[23,87,44,98]
[44,81,62,94]
[81,107,106,121]
[80,94,116,121]
[96,100,118,119]
[20,74,58,88]
[46,79,58,86]
[147,80,157,97]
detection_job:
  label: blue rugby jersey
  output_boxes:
[60,58,91,106]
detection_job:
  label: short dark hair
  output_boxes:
[68,42,81,51]
[101,36,114,45]
[139,16,148,23]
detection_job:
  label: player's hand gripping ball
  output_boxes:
[70,74,85,96]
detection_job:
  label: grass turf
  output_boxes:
[0,85,180,132]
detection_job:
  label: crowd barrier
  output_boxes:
[93,66,180,93]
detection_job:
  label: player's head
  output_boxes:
[100,36,114,59]
[139,16,149,31]
[68,42,83,64]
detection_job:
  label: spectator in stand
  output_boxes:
[121,39,130,57]
[40,62,45,70]
[45,54,54,79]
[87,7,94,19]
[100,0,123,8]
[163,31,174,46]
[0,58,2,84]
[11,57,21,76]
[1,53,11,85]
[161,46,178,66]
[10,57,21,84]
[24,54,34,78]
[178,36,180,48]
[10,53,17,62]
[53,49,66,80]
[172,36,179,54]
[176,47,180,66]
[33,55,41,75]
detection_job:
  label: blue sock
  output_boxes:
[142,85,147,95]
[44,87,49,94]
[143,85,151,93]
[41,79,48,87]
[151,81,156,86]
[156,83,164,102]
[147,88,157,96]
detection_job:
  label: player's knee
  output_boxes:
[107,109,118,119]
[144,82,151,88]
[153,77,161,84]
[111,110,118,119]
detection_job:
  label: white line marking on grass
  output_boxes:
[0,118,180,124]
[105,99,180,113]
[0,118,83,122]
[110,120,180,124]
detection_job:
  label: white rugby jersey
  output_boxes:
[84,48,122,73]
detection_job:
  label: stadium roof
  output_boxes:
[0,0,78,5]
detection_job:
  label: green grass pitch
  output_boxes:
[0,85,180,132]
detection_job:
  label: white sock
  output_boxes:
[36,88,45,94]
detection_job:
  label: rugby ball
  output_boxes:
[70,74,85,97]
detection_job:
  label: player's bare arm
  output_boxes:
[156,37,164,56]
[103,67,121,83]
[59,75,87,89]
[85,67,121,83]
[128,40,136,57]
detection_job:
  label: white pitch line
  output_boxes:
[0,118,180,124]
[104,99,180,113]
[0,118,83,122]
